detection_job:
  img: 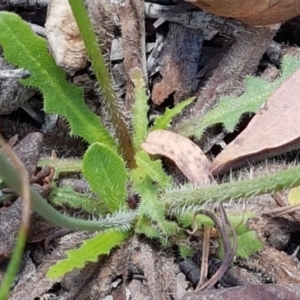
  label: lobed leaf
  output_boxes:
[47,229,130,278]
[131,166,178,238]
[0,12,115,147]
[179,55,300,139]
[217,214,263,259]
[82,143,128,213]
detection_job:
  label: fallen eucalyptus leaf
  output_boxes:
[141,130,211,185]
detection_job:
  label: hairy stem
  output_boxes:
[162,165,300,214]
[68,0,136,168]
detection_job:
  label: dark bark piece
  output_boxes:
[179,259,200,285]
[209,260,264,287]
[117,0,147,113]
[152,23,203,105]
[2,0,50,8]
[0,55,35,115]
[247,216,294,250]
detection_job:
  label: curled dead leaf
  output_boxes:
[141,130,211,185]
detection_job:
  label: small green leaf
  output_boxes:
[135,216,161,239]
[83,143,127,212]
[179,245,193,259]
[0,12,115,147]
[47,229,130,278]
[151,97,195,130]
[131,68,149,150]
[135,151,171,189]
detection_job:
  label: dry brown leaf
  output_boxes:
[186,0,300,25]
[141,130,211,185]
[211,66,300,175]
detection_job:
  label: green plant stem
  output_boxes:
[162,166,300,214]
[0,152,136,231]
[68,0,135,168]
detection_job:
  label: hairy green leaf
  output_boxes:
[0,12,115,147]
[131,67,149,150]
[135,216,161,239]
[131,166,178,239]
[83,143,127,212]
[178,55,300,139]
[135,151,171,189]
[47,229,130,278]
[151,97,194,130]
